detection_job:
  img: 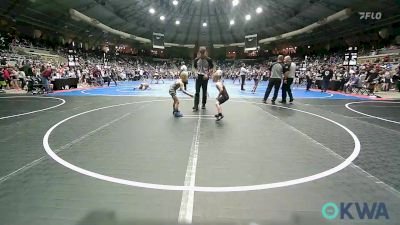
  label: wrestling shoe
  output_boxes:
[174,111,183,117]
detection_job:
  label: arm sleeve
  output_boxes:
[269,63,275,71]
[193,58,198,69]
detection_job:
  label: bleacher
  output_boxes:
[10,44,67,65]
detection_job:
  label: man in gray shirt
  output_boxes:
[263,55,288,104]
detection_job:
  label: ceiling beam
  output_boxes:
[183,0,197,44]
[213,4,226,44]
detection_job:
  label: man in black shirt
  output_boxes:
[193,47,214,111]
[105,69,117,87]
[23,62,34,77]
[321,64,333,92]
[365,67,379,94]
[0,57,6,66]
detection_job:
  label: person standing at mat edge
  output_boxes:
[321,64,333,92]
[263,55,288,105]
[193,47,214,111]
[280,56,295,103]
[240,63,249,91]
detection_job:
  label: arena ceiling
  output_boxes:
[1,0,400,46]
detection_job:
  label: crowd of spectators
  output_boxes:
[0,33,399,95]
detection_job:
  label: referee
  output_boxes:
[239,63,249,91]
[280,56,295,103]
[263,55,288,104]
[193,47,214,111]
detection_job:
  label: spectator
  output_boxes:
[365,67,379,94]
[394,67,400,92]
[344,70,359,93]
[3,66,10,89]
[10,67,20,90]
[41,65,52,92]
[306,68,313,91]
[0,66,6,92]
[18,68,26,90]
[381,71,391,91]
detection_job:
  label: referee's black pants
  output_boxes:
[241,75,246,90]
[263,78,281,102]
[194,75,208,109]
[281,78,294,102]
[107,76,117,86]
[306,77,312,90]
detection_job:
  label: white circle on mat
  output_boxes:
[43,99,360,192]
[346,101,400,125]
[0,96,65,120]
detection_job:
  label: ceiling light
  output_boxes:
[175,20,180,25]
[256,7,262,14]
[232,0,239,7]
[202,22,207,27]
[160,15,165,21]
[245,14,251,20]
[229,19,235,25]
[149,8,155,14]
[172,0,178,6]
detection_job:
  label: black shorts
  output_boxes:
[217,95,229,104]
[169,90,176,97]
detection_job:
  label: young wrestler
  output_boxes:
[133,83,150,90]
[170,71,194,117]
[251,67,261,93]
[213,70,229,121]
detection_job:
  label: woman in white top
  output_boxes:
[18,70,26,90]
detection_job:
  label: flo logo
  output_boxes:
[359,12,382,20]
[321,202,389,220]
